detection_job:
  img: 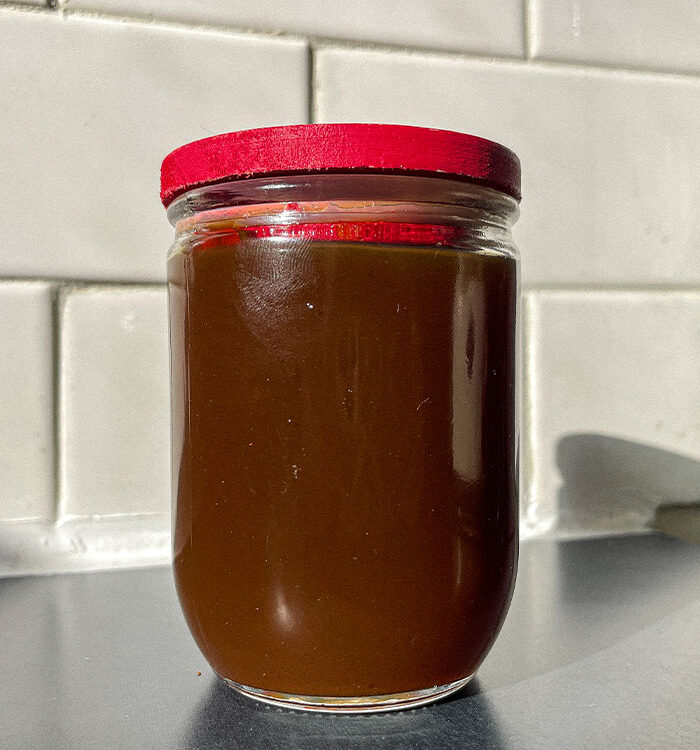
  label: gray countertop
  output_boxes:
[2,533,699,749]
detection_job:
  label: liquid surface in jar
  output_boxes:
[168,232,518,697]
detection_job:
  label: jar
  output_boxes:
[161,124,521,713]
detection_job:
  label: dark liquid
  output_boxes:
[168,235,517,697]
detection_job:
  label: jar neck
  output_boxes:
[167,174,519,255]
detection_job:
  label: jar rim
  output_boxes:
[160,123,521,208]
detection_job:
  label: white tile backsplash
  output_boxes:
[1,1,699,573]
[316,47,700,288]
[0,8,308,282]
[67,0,525,56]
[532,0,700,75]
[526,291,700,537]
[0,282,55,521]
[59,286,170,517]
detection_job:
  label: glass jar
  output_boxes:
[161,124,521,713]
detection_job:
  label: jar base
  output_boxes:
[222,673,475,713]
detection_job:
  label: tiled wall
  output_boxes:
[1,1,698,574]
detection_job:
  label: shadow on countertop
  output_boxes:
[181,676,507,750]
[471,531,700,694]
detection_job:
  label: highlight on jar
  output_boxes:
[161,123,521,713]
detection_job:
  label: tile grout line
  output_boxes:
[51,280,89,522]
[4,277,700,296]
[50,283,64,523]
[522,0,532,59]
[2,3,699,83]
[523,284,700,295]
[309,39,700,83]
[0,276,167,289]
[307,44,316,124]
[0,1,58,12]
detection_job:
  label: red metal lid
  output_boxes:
[160,123,521,207]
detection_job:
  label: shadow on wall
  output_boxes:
[556,433,700,541]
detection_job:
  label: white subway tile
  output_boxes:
[60,286,170,516]
[0,282,54,521]
[532,0,700,75]
[316,48,700,287]
[0,8,308,282]
[526,291,700,536]
[68,0,524,56]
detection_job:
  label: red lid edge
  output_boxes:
[160,124,521,207]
